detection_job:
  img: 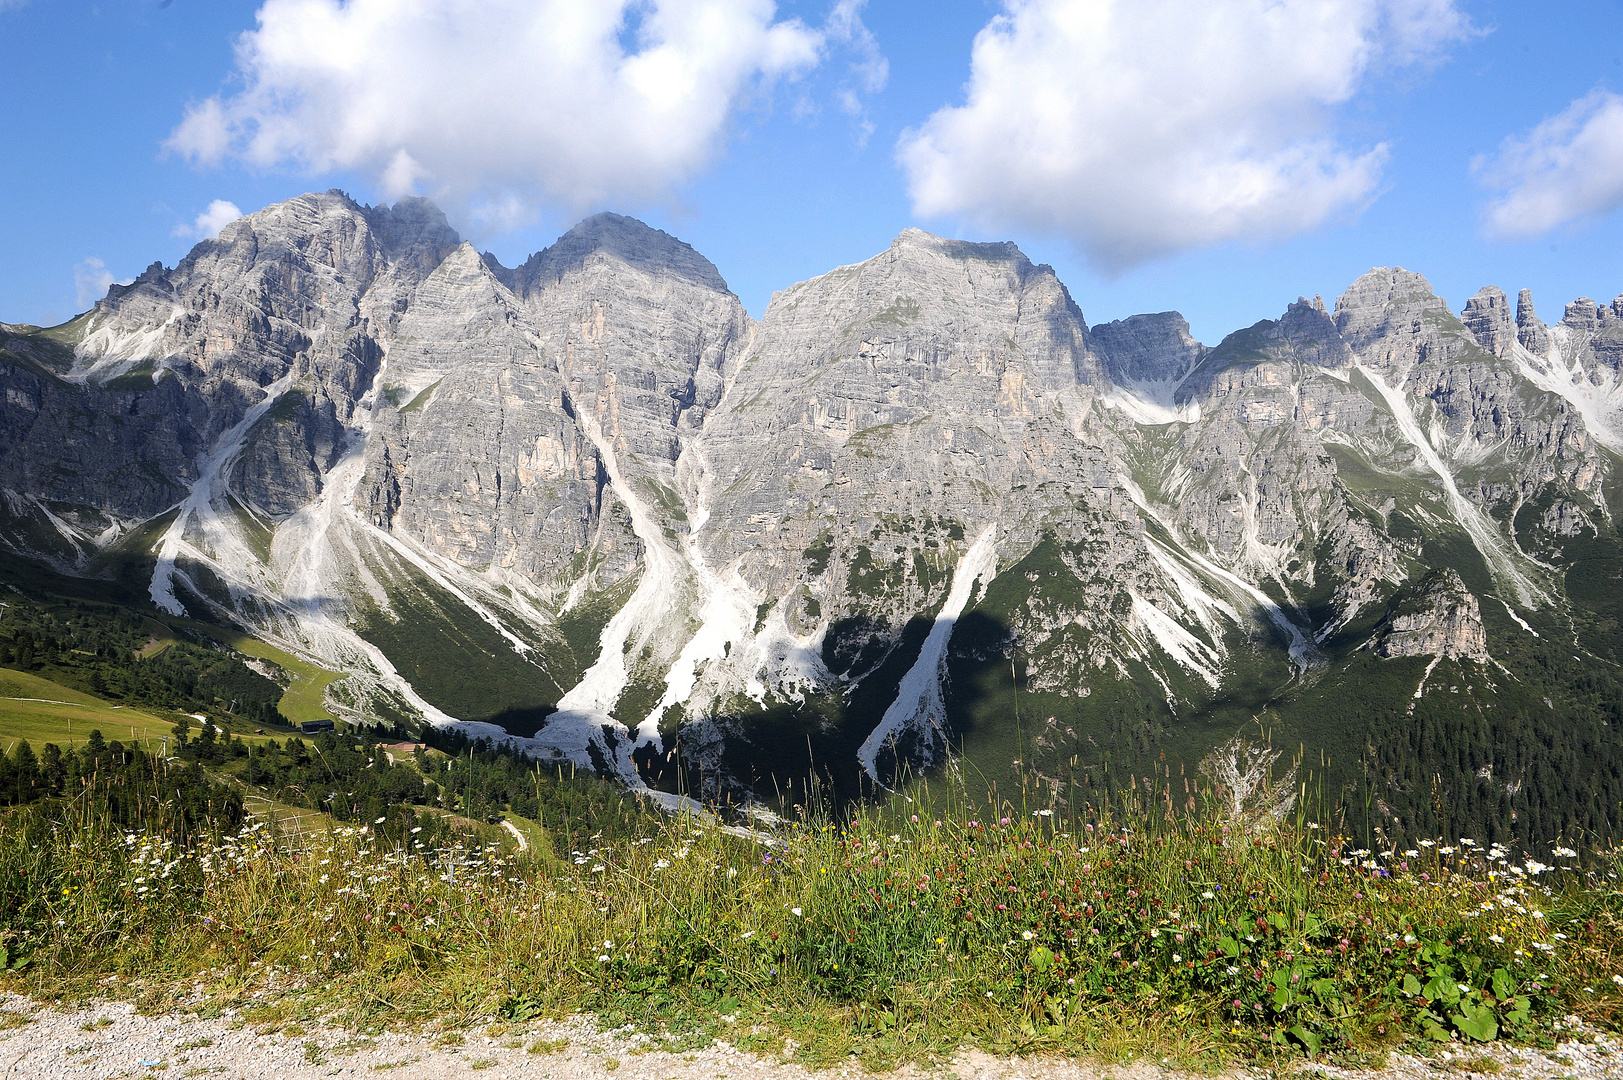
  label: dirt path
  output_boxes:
[0,993,1615,1080]
[499,818,529,851]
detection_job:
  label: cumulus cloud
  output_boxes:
[167,0,849,225]
[898,0,1473,270]
[74,258,117,310]
[1476,89,1623,239]
[173,199,245,240]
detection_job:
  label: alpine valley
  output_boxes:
[5,191,1623,845]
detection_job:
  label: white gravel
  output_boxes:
[0,993,1616,1080]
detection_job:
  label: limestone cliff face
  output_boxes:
[1376,569,1491,663]
[1,192,1617,798]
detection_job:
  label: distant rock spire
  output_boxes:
[1516,288,1551,355]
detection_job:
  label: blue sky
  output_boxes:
[2,0,1621,345]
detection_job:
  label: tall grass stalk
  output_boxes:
[3,780,1621,1068]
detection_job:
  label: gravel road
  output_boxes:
[0,993,1615,1080]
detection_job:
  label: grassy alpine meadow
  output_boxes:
[3,777,1623,1070]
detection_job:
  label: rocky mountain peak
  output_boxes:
[890,227,1022,263]
[357,195,462,273]
[1089,311,1205,385]
[1332,267,1449,353]
[499,212,732,298]
[1460,286,1514,357]
[1562,297,1616,332]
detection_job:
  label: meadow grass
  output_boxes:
[0,668,178,749]
[3,780,1621,1070]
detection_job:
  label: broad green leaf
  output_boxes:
[1491,968,1516,1001]
[1454,1002,1499,1042]
[1424,974,1461,1005]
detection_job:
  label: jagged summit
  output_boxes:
[1089,311,1205,386]
[1461,286,1514,357]
[493,211,732,298]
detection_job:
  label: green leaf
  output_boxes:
[1453,1002,1499,1043]
[1491,968,1516,1001]
[1421,1017,1452,1042]
[1030,945,1055,972]
[1424,974,1461,1006]
[1287,1024,1322,1056]
[1268,912,1290,932]
[1219,936,1240,958]
[1403,973,1423,996]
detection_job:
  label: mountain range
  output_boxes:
[4,190,1622,843]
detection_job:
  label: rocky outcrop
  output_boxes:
[1461,286,1515,357]
[1376,569,1490,663]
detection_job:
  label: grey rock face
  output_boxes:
[494,212,751,470]
[1090,312,1205,385]
[1461,286,1515,357]
[1518,289,1552,355]
[358,244,609,591]
[1376,569,1490,663]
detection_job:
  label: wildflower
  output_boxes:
[1553,846,1579,859]
[791,907,803,917]
[1035,809,1053,817]
[1022,931,1035,940]
[1489,934,1505,944]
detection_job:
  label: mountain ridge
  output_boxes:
[4,191,1623,842]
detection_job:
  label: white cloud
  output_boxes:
[172,199,245,240]
[1476,89,1623,239]
[167,0,838,224]
[897,0,1472,271]
[828,0,887,145]
[74,258,116,310]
